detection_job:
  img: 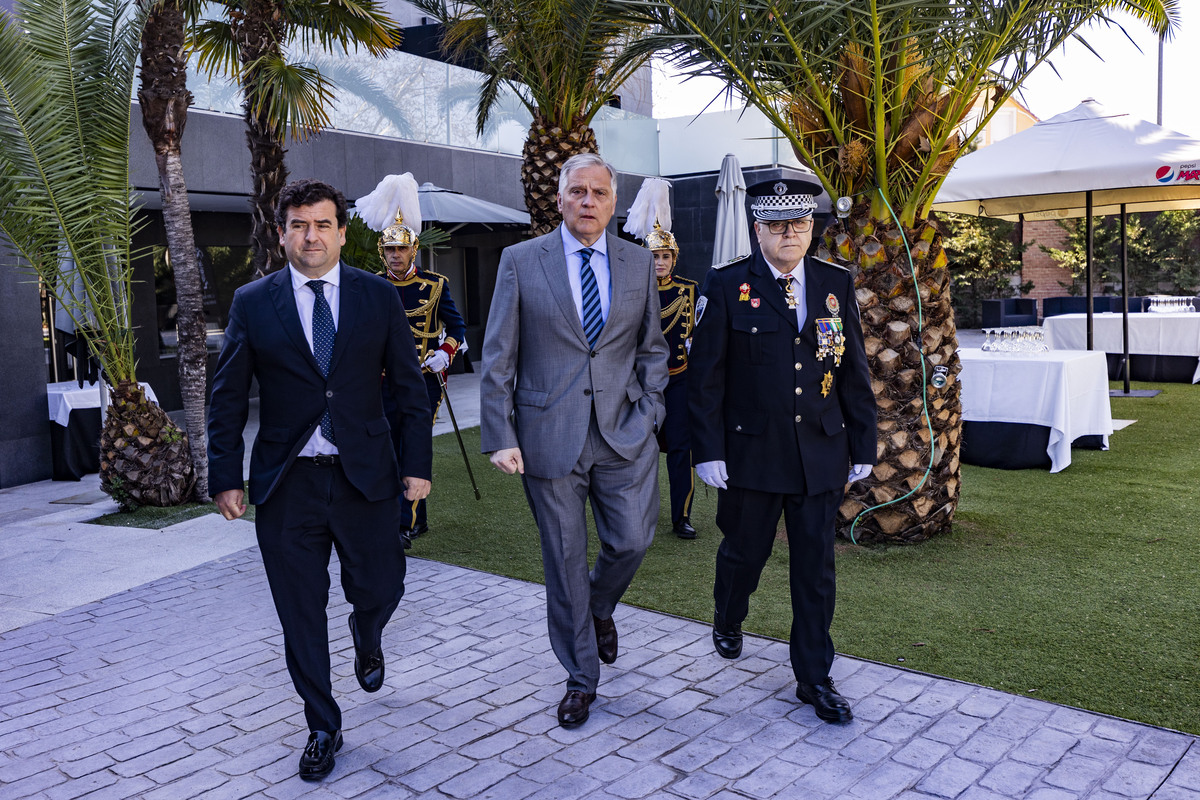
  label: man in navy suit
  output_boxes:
[208,179,432,780]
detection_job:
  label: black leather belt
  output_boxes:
[296,454,339,466]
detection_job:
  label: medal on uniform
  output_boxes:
[738,282,751,302]
[826,293,840,316]
[815,317,843,362]
[750,297,760,308]
[821,371,833,398]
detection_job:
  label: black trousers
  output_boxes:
[659,373,694,523]
[255,459,406,733]
[713,485,842,684]
[400,372,444,531]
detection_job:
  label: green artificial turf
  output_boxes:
[418,383,1200,733]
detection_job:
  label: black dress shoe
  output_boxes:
[399,528,413,550]
[796,678,854,724]
[673,518,698,539]
[594,615,618,664]
[348,613,385,693]
[298,730,342,780]
[409,522,429,539]
[556,690,596,728]
[712,615,743,659]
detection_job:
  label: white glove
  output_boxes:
[847,463,873,483]
[696,460,728,490]
[423,349,450,373]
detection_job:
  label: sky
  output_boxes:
[652,7,1200,137]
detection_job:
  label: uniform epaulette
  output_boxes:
[671,275,699,286]
[424,270,450,282]
[810,256,850,273]
[711,255,750,270]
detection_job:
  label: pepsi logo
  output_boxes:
[1156,166,1173,183]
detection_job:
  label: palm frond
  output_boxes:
[243,55,334,141]
[0,0,147,385]
[623,0,1180,226]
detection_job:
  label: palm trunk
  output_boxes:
[235,0,289,276]
[820,208,962,543]
[138,0,209,501]
[100,382,197,510]
[521,114,598,237]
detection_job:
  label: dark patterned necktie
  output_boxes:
[579,248,604,348]
[306,279,336,444]
[777,274,798,310]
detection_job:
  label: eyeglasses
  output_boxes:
[763,219,814,235]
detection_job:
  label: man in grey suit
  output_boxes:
[481,153,669,728]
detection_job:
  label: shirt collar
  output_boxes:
[560,224,608,257]
[764,256,803,281]
[289,262,342,291]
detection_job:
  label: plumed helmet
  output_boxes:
[624,178,677,254]
[644,223,679,254]
[354,173,422,262]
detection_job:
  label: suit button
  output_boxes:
[794,337,801,345]
[751,326,758,334]
[795,387,802,395]
[325,390,333,398]
[735,425,742,431]
[795,362,802,370]
[590,351,597,358]
[794,415,802,423]
[584,389,592,396]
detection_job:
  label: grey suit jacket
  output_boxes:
[480,226,670,479]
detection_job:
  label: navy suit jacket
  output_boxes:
[208,265,432,506]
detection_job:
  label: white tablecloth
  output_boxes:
[46,381,158,427]
[958,349,1113,473]
[1042,312,1200,382]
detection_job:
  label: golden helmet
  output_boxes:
[377,210,420,263]
[644,222,678,254]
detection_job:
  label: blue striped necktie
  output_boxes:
[579,247,604,348]
[306,279,336,444]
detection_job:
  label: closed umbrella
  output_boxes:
[712,153,751,265]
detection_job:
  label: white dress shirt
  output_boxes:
[765,257,807,330]
[289,263,341,456]
[560,224,612,328]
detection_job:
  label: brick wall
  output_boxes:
[1021,220,1073,315]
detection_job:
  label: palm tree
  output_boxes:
[138,0,209,501]
[186,0,402,275]
[410,0,654,235]
[624,0,1177,543]
[0,0,196,510]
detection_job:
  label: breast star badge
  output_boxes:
[821,370,833,398]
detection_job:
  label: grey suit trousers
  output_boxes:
[522,410,659,693]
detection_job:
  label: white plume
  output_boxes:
[623,178,672,241]
[353,173,422,232]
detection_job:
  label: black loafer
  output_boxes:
[409,522,429,539]
[399,528,413,550]
[348,613,385,693]
[796,678,853,724]
[557,690,596,728]
[298,730,342,780]
[712,614,743,659]
[673,518,698,539]
[594,615,618,664]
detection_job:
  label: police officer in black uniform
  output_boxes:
[688,176,877,724]
[378,210,466,548]
[648,224,700,539]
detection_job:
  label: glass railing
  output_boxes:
[183,47,660,174]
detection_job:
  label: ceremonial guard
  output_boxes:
[357,174,467,548]
[625,179,698,539]
[688,176,877,724]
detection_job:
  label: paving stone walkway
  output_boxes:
[2,545,1198,800]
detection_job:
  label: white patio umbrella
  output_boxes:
[417,182,529,232]
[712,153,751,266]
[933,99,1200,392]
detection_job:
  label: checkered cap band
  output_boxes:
[751,193,818,221]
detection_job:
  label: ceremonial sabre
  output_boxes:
[437,372,481,500]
